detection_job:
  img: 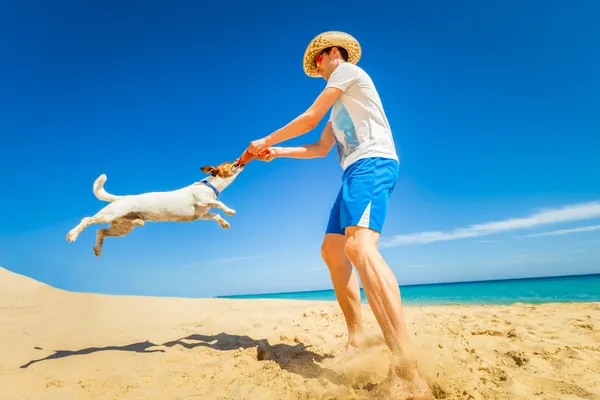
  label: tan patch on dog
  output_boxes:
[200,161,238,178]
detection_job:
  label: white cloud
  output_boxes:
[379,201,600,248]
[210,255,267,264]
[515,224,600,238]
[569,248,588,254]
[488,253,552,266]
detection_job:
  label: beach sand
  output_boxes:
[1,266,599,400]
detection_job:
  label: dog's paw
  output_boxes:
[220,221,231,229]
[66,231,78,242]
[225,209,236,216]
[93,246,102,257]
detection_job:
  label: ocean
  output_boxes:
[217,274,600,305]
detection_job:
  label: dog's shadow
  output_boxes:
[19,340,164,369]
[20,332,345,384]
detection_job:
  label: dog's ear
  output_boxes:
[200,166,218,176]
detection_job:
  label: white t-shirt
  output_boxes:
[326,62,399,170]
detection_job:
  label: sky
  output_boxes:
[1,0,599,298]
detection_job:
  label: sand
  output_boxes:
[1,266,599,400]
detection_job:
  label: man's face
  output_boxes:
[314,48,337,80]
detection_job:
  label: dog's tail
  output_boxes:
[93,174,121,202]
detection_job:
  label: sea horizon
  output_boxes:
[216,273,600,306]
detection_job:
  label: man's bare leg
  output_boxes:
[344,226,433,399]
[321,233,365,354]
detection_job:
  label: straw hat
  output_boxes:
[302,31,362,77]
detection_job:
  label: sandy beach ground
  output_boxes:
[1,266,599,400]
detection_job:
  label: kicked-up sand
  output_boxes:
[1,266,599,400]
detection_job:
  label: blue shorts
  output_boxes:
[326,157,399,235]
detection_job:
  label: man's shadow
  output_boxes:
[20,332,345,385]
[162,332,340,382]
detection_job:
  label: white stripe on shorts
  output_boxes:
[358,201,372,228]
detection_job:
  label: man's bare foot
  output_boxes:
[371,362,434,400]
[371,373,434,400]
[336,334,385,361]
[342,340,362,357]
[334,338,363,361]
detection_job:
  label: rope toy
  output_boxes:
[235,149,270,167]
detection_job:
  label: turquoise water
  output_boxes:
[217,274,600,305]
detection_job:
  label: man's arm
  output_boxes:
[260,121,335,160]
[248,87,342,155]
[267,87,341,146]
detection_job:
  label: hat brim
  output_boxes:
[302,31,362,77]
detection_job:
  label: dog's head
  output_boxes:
[200,161,244,178]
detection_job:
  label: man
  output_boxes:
[247,31,433,398]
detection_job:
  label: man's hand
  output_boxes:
[252,122,334,162]
[256,148,277,162]
[247,87,342,156]
[248,136,272,156]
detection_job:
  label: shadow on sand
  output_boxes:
[162,332,341,382]
[20,332,347,384]
[20,340,165,368]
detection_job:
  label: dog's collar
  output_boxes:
[201,180,220,197]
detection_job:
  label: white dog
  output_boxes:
[66,160,245,256]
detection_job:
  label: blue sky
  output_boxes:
[1,0,599,298]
